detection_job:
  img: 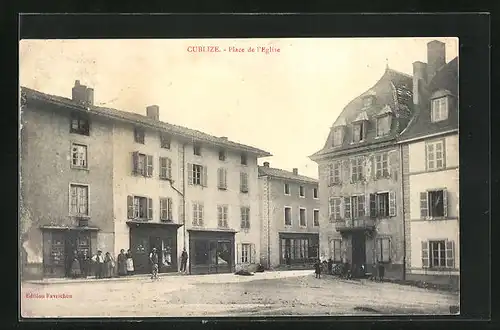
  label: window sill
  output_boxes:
[71,166,89,171]
[160,177,174,182]
[425,267,455,271]
[299,225,307,228]
[134,141,145,145]
[284,224,292,228]
[218,187,228,191]
[70,131,90,136]
[70,214,90,219]
[284,193,291,196]
[240,191,249,194]
[299,195,305,198]
[422,216,451,221]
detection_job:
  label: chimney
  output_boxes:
[72,80,87,104]
[412,61,427,105]
[85,88,94,106]
[292,168,298,175]
[146,105,160,121]
[263,162,270,167]
[426,40,446,82]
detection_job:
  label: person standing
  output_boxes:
[80,250,90,278]
[70,250,81,279]
[314,259,321,279]
[327,258,333,275]
[180,248,188,274]
[117,249,127,276]
[126,249,135,275]
[149,248,159,280]
[92,250,105,279]
[103,252,114,278]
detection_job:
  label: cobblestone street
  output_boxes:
[21,270,459,317]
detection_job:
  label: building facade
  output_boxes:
[258,162,320,269]
[310,67,414,279]
[399,41,459,287]
[20,81,271,279]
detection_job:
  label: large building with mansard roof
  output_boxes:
[310,62,414,280]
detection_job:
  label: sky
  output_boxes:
[19,38,458,179]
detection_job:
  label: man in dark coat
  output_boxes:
[180,248,188,274]
[314,259,322,279]
[149,248,159,280]
[327,258,333,275]
[117,249,127,276]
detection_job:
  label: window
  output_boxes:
[132,152,153,177]
[241,244,252,263]
[313,209,319,226]
[192,202,204,226]
[345,195,365,219]
[194,240,209,265]
[353,123,365,143]
[217,205,228,228]
[160,133,171,149]
[350,157,364,182]
[219,150,226,161]
[70,184,89,216]
[376,115,391,137]
[193,144,201,156]
[51,232,65,266]
[241,154,247,165]
[329,198,342,222]
[313,187,318,199]
[330,239,342,262]
[127,195,152,220]
[422,240,455,269]
[71,143,88,169]
[369,192,396,218]
[217,168,227,190]
[159,157,172,180]
[376,237,391,262]
[332,127,343,147]
[420,189,448,219]
[240,207,250,229]
[160,198,173,221]
[431,97,449,122]
[375,153,389,178]
[134,127,145,144]
[328,161,341,185]
[284,183,290,195]
[281,238,313,262]
[299,208,306,227]
[426,140,445,170]
[240,172,249,193]
[284,207,292,226]
[188,164,207,186]
[299,186,305,197]
[363,96,373,108]
[70,115,89,136]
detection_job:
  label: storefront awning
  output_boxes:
[39,225,100,231]
[187,228,238,233]
[126,220,184,229]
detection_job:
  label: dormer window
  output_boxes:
[353,123,365,142]
[430,90,452,123]
[332,127,344,147]
[376,115,391,137]
[431,97,449,122]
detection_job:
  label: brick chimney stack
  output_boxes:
[426,40,446,82]
[412,61,427,105]
[146,105,160,121]
[72,80,94,106]
[292,168,298,175]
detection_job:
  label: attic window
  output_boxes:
[376,115,391,137]
[353,122,366,143]
[332,127,344,147]
[431,97,449,123]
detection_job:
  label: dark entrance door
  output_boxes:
[189,230,235,275]
[64,232,77,277]
[351,232,366,277]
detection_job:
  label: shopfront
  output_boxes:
[279,232,319,267]
[41,226,99,278]
[127,221,183,274]
[188,229,235,275]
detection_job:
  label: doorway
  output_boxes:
[63,231,91,277]
[351,232,366,277]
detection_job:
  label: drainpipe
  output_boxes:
[399,144,407,281]
[267,177,271,269]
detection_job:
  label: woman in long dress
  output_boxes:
[126,249,134,275]
[70,250,81,279]
[117,249,127,276]
[104,252,114,278]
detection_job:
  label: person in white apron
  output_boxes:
[126,249,134,275]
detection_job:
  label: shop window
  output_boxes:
[194,240,210,265]
[51,233,65,266]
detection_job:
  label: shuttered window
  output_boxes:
[420,189,448,219]
[240,172,249,193]
[217,205,228,228]
[192,202,204,226]
[421,240,455,269]
[160,198,173,221]
[217,168,227,190]
[376,237,391,262]
[188,164,207,186]
[241,207,250,229]
[132,152,153,177]
[127,195,152,220]
[159,157,172,180]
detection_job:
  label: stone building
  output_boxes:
[258,162,320,269]
[399,41,459,287]
[310,66,414,279]
[20,81,271,279]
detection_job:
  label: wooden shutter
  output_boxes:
[236,243,241,264]
[218,168,223,188]
[251,243,256,263]
[389,191,396,217]
[443,189,448,217]
[445,240,455,268]
[167,198,173,220]
[199,204,204,226]
[217,206,222,226]
[187,163,193,185]
[420,192,428,218]
[147,198,153,219]
[421,241,429,268]
[344,197,351,219]
[442,138,447,168]
[327,164,333,186]
[240,207,245,228]
[369,155,375,181]
[159,157,165,179]
[376,239,381,262]
[387,151,397,180]
[382,238,391,262]
[160,199,166,220]
[192,203,197,226]
[132,152,139,174]
[167,158,172,179]
[359,194,366,217]
[369,194,377,218]
[240,172,244,192]
[202,166,208,187]
[127,195,134,219]
[146,155,153,177]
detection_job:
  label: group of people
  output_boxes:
[68,249,135,279]
[313,258,386,281]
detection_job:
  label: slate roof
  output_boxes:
[21,87,272,157]
[258,166,318,184]
[398,57,458,142]
[311,68,414,159]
